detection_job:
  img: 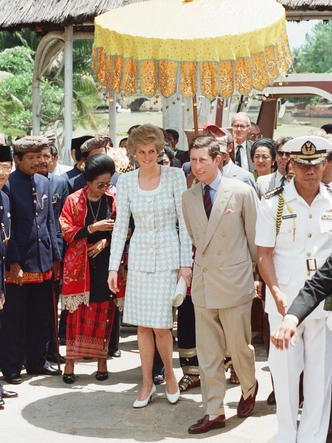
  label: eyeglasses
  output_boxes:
[0,165,12,173]
[277,151,290,158]
[248,133,263,141]
[232,124,250,130]
[95,181,112,190]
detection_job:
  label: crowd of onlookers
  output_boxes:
[0,115,332,442]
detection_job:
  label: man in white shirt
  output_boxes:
[231,112,255,173]
[45,134,71,176]
[222,128,256,191]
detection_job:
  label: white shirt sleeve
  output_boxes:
[255,196,277,247]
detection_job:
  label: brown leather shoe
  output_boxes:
[188,414,226,434]
[237,380,258,418]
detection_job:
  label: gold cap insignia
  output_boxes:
[301,141,316,156]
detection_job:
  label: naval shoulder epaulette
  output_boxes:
[324,184,332,192]
[263,186,284,199]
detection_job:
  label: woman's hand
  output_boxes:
[89,219,115,233]
[178,266,192,287]
[108,270,119,293]
[87,239,107,258]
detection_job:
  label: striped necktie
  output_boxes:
[204,184,212,219]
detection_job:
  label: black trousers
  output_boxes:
[0,280,52,376]
[47,279,60,355]
[108,305,121,352]
[177,295,199,376]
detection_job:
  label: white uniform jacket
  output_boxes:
[255,179,332,319]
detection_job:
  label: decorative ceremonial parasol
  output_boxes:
[92,0,292,132]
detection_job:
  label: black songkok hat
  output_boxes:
[0,145,13,162]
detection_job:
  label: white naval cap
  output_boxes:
[283,135,332,165]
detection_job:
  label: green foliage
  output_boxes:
[0,46,34,135]
[0,29,40,52]
[73,40,94,75]
[0,46,34,75]
[294,21,332,74]
[0,34,102,137]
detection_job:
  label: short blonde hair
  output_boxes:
[127,124,165,156]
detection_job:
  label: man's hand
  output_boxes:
[53,260,60,280]
[254,280,263,299]
[271,318,297,350]
[272,289,288,316]
[126,228,132,241]
[10,262,24,286]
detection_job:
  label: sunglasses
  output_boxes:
[277,151,290,158]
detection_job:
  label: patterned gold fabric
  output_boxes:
[5,270,52,284]
[92,0,292,99]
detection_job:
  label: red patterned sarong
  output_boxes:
[66,300,115,360]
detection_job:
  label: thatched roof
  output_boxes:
[280,0,332,10]
[280,0,332,20]
[0,0,331,31]
[0,0,146,31]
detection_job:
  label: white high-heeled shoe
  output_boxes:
[133,384,156,408]
[165,386,180,404]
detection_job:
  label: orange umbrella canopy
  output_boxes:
[93,0,292,100]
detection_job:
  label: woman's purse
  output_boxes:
[172,276,187,307]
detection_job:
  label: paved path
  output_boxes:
[1,326,281,443]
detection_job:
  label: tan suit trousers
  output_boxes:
[195,300,256,416]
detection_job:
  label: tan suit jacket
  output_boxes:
[182,176,259,414]
[182,176,258,309]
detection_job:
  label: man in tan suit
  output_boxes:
[182,135,259,434]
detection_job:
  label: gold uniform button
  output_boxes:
[33,200,37,204]
[37,225,40,229]
[38,238,41,242]
[307,252,311,257]
[307,271,310,276]
[308,233,312,238]
[288,229,291,233]
[203,268,207,272]
[217,251,221,256]
[202,252,206,257]
[309,214,312,219]
[219,267,223,271]
[35,212,38,216]
[221,233,226,237]
[0,206,3,210]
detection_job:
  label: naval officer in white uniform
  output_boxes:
[256,135,332,443]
